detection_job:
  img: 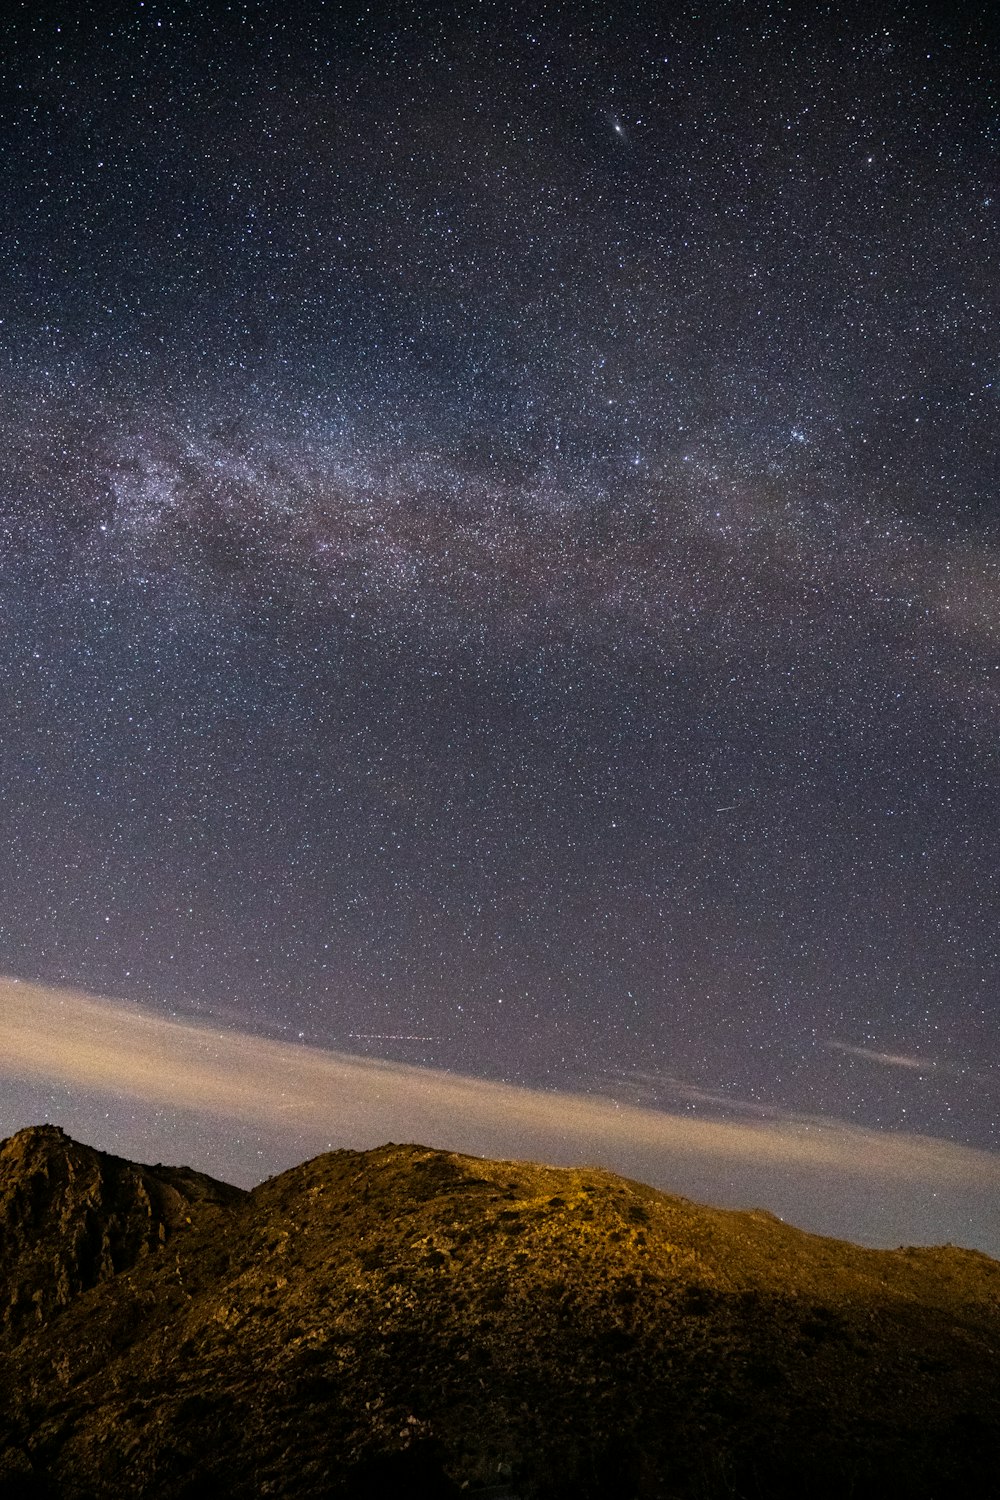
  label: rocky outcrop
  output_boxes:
[0,1124,244,1338]
[0,1130,998,1497]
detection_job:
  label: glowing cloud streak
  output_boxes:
[1,977,998,1254]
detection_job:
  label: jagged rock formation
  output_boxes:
[0,1125,244,1340]
[0,1125,998,1498]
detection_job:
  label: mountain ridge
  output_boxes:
[0,1124,245,1341]
[1,1125,998,1497]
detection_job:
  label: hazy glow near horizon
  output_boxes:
[2,978,997,1257]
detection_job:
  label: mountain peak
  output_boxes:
[1,1128,998,1498]
[2,1121,70,1154]
[0,1123,243,1341]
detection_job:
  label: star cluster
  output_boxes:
[0,3,998,1174]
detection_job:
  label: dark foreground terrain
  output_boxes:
[0,1126,997,1498]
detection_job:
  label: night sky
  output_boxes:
[1,2,998,1246]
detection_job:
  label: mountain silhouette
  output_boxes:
[0,1124,997,1497]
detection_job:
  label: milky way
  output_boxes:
[1,3,998,1234]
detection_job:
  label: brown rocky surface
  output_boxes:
[0,1127,998,1497]
[0,1125,244,1340]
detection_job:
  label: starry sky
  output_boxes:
[1,1,998,1244]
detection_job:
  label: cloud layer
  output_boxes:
[1,977,997,1257]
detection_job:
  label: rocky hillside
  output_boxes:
[0,1126,998,1498]
[0,1125,244,1341]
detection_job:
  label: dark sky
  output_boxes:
[1,1,998,1215]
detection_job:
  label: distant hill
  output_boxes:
[0,1125,997,1498]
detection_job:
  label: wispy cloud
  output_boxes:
[585,1067,803,1121]
[828,1042,933,1071]
[1,978,998,1253]
[827,1040,991,1082]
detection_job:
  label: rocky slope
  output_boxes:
[0,1125,998,1498]
[0,1125,244,1341]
